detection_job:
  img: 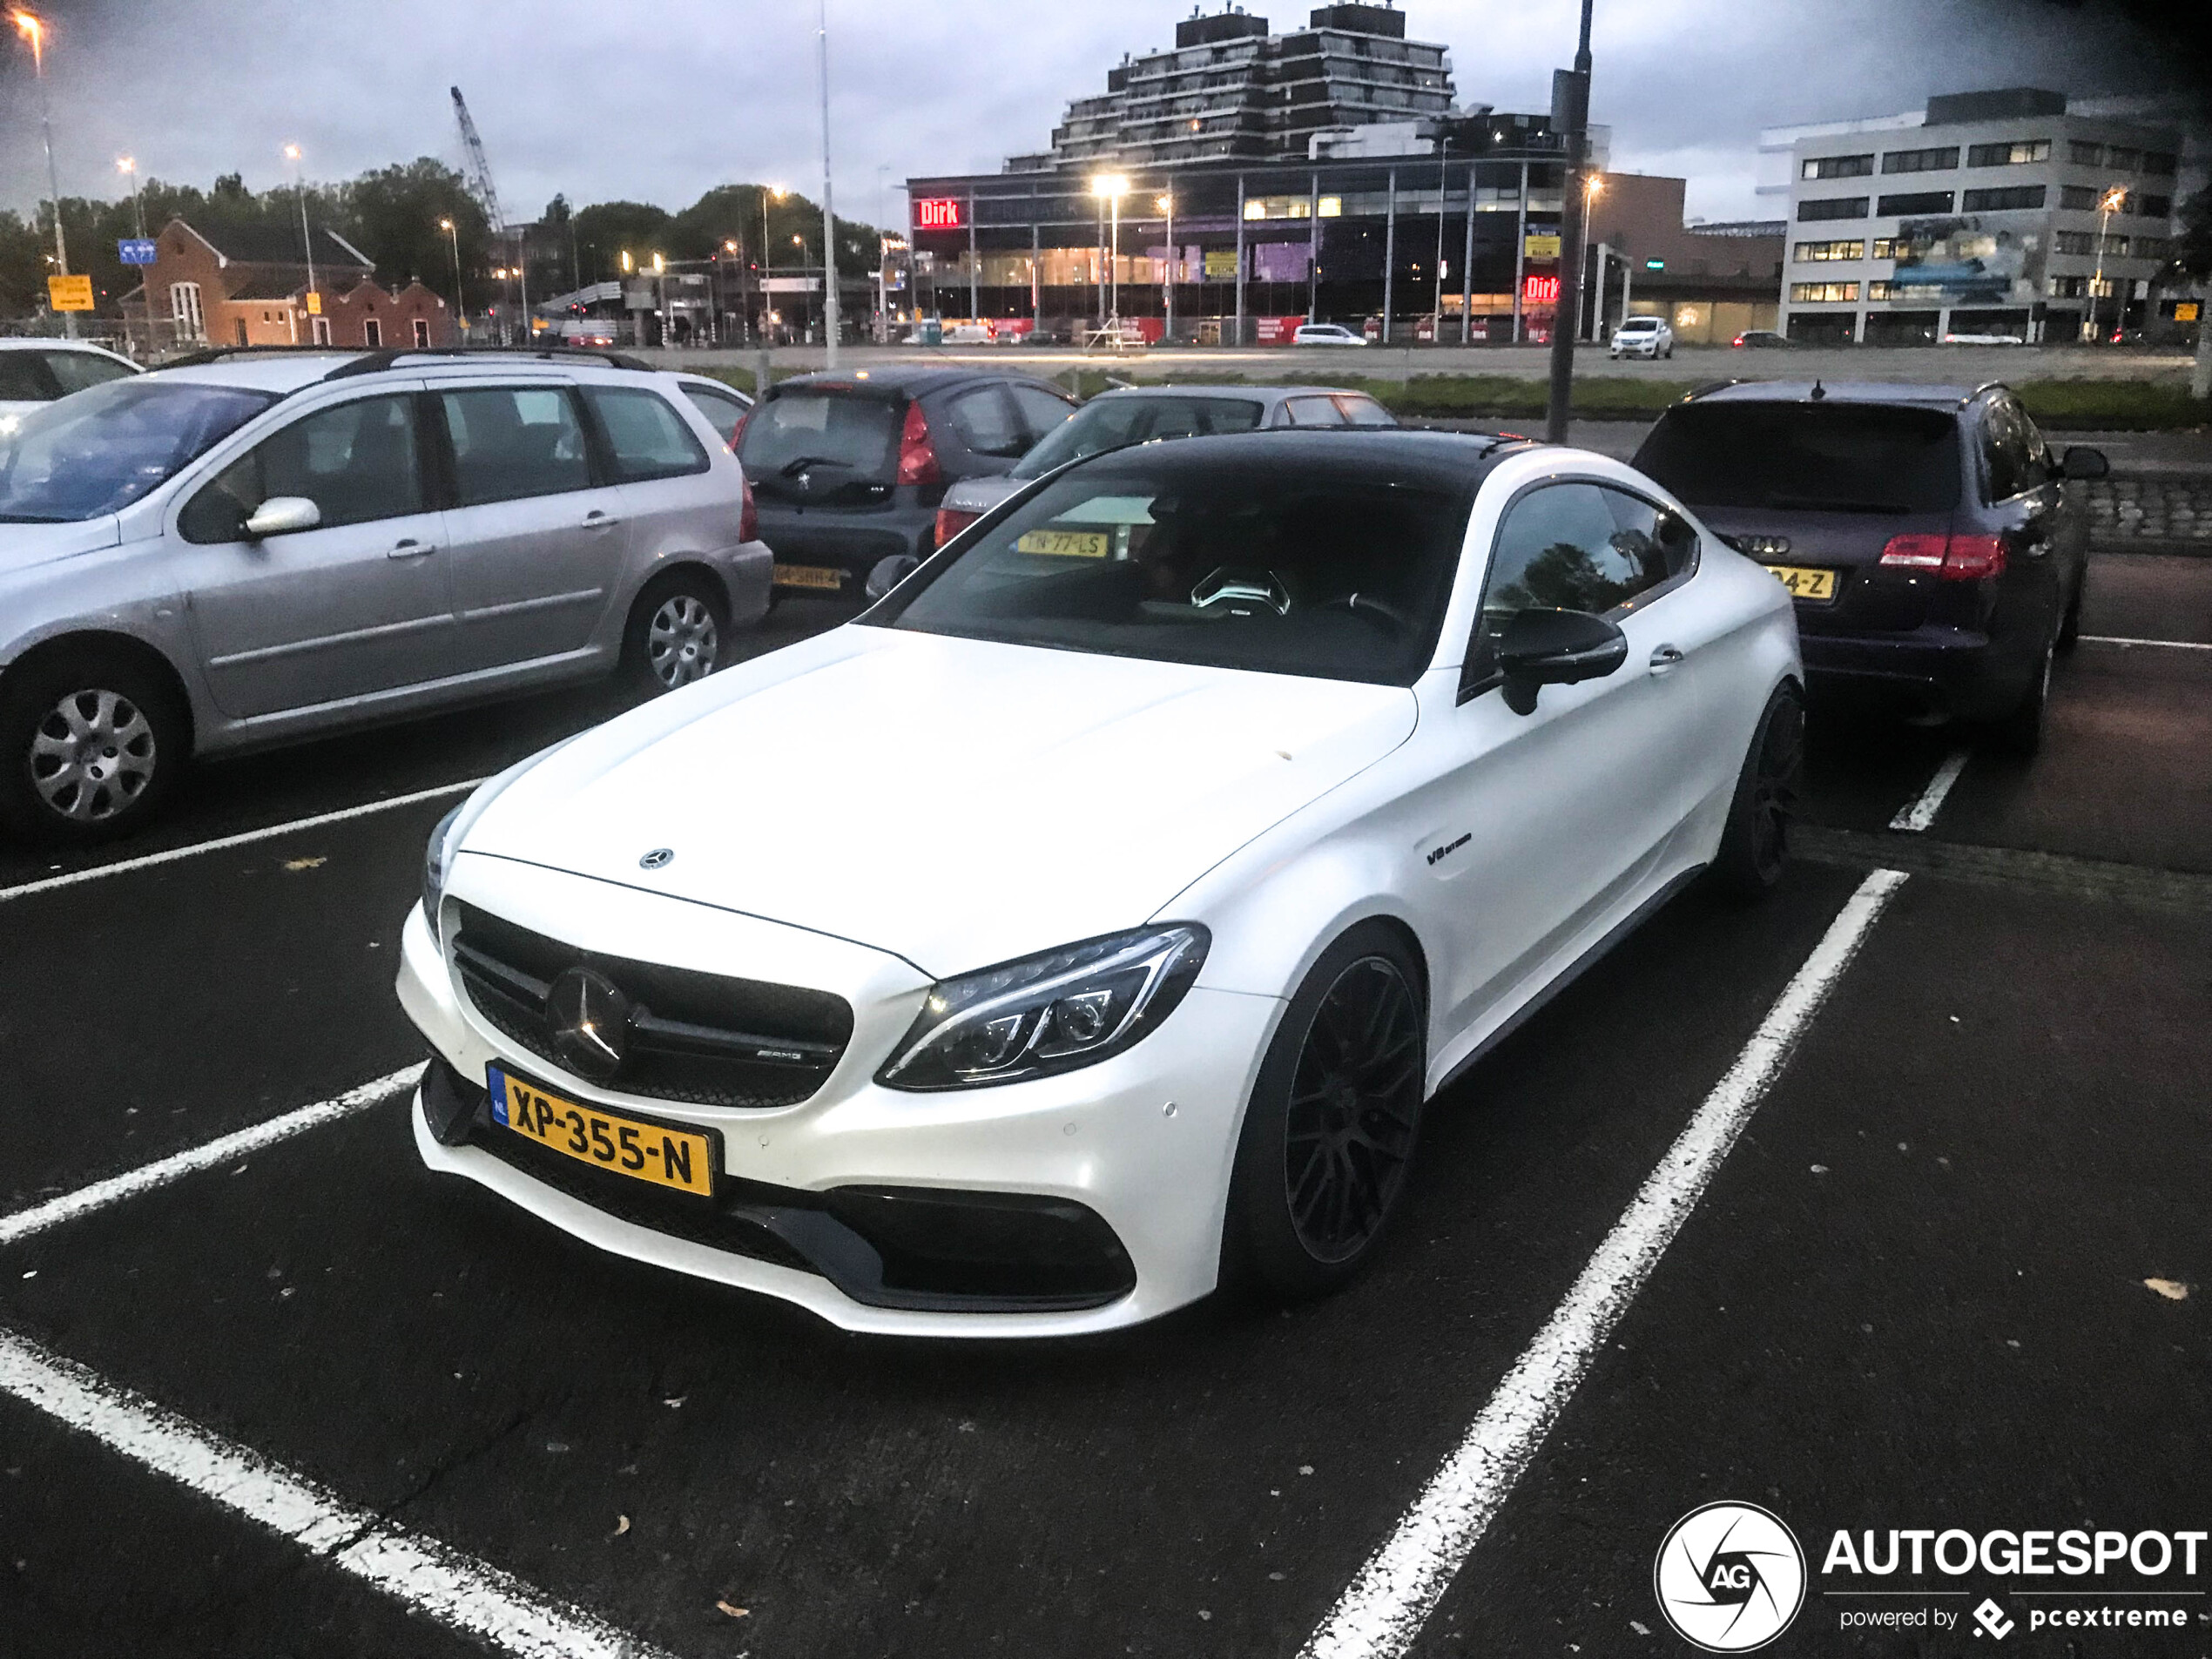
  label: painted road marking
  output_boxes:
[0,778,484,907]
[0,1066,423,1248]
[2078,634,2212,651]
[1888,750,1970,833]
[0,1325,673,1659]
[1298,867,1910,1659]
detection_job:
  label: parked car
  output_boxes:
[0,346,771,842]
[1631,381,2103,753]
[1731,331,1791,349]
[400,428,1803,1335]
[1292,322,1369,347]
[738,366,1077,597]
[0,338,141,427]
[931,383,1399,545]
[1610,316,1674,360]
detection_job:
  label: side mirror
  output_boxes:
[243,496,322,538]
[865,552,921,601]
[2060,446,2109,482]
[1494,607,1629,715]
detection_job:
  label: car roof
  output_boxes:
[0,337,134,358]
[1062,427,1528,487]
[1081,383,1383,407]
[136,347,678,399]
[1686,380,1984,409]
[776,365,1052,396]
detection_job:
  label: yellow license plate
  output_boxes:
[1766,564,1838,601]
[1015,529,1109,558]
[488,1065,717,1198]
[773,563,846,590]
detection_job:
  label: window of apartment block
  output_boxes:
[1878,191,1954,216]
[1793,239,1866,263]
[2138,194,2171,220]
[2143,152,2178,176]
[1789,281,1859,303]
[1966,139,2050,167]
[2106,146,2141,172]
[1961,186,2047,212]
[2068,141,2104,167]
[1797,196,1868,222]
[1871,238,1900,260]
[2133,236,2168,261]
[1882,146,1959,174]
[2049,274,2088,299]
[2060,185,2100,211]
[1801,153,1874,180]
[1866,280,1894,300]
[2054,230,2096,255]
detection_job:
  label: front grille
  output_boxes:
[450,901,853,1109]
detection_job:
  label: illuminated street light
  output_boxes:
[116,155,145,239]
[1157,192,1176,339]
[1091,173,1130,328]
[2087,185,2129,343]
[284,143,318,308]
[11,7,76,337]
[439,216,462,333]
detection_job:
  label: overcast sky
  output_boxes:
[0,0,2194,233]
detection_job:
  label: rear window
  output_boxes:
[1634,402,1962,514]
[1010,395,1265,479]
[738,390,899,483]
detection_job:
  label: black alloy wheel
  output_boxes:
[1710,685,1804,899]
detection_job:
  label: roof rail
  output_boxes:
[155,344,362,369]
[1681,379,1742,402]
[321,346,654,381]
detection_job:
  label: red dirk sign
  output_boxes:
[916,198,963,231]
[1522,273,1561,307]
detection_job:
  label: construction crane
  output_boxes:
[450,85,530,338]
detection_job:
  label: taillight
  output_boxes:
[1879,532,2006,581]
[897,400,943,487]
[738,470,758,543]
[934,507,981,546]
[727,411,748,451]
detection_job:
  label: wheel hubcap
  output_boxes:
[647,596,718,689]
[1749,699,1804,880]
[1283,955,1422,1264]
[29,688,157,823]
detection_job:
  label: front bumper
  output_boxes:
[395,875,1280,1338]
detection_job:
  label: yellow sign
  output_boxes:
[2177,301,2202,323]
[47,273,94,312]
[1204,249,1239,280]
[306,291,322,315]
[1523,234,1561,261]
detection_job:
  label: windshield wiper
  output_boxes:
[778,455,856,478]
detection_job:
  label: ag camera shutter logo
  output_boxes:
[1655,1501,1808,1652]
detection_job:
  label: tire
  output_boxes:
[621,570,729,694]
[1986,639,2053,758]
[1224,923,1427,1302]
[0,646,187,846]
[1708,684,1804,900]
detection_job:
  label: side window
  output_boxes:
[178,392,423,543]
[584,386,711,482]
[944,386,1028,458]
[1470,482,1695,668]
[1334,395,1395,427]
[1977,409,2022,502]
[1993,397,2047,491]
[0,353,57,402]
[1282,395,1347,428]
[440,386,593,506]
[44,352,136,396]
[1007,383,1078,444]
[679,384,750,448]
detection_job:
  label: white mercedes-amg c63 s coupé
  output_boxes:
[397,429,1802,1336]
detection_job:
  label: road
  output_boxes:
[1,556,2208,1657]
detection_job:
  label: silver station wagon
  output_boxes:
[0,347,771,842]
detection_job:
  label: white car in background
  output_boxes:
[1610,316,1675,360]
[1291,322,1369,347]
[0,338,140,427]
[401,429,1801,1336]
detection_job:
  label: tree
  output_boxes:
[571,199,672,283]
[346,158,490,307]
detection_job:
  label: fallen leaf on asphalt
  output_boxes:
[610,1515,630,1537]
[664,1395,686,1408]
[281,857,327,872]
[716,1600,750,1619]
[1631,1619,1652,1635]
[2144,1278,2190,1301]
[1810,1164,1829,1175]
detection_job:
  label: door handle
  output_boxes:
[1649,644,1685,675]
[387,538,437,559]
[583,510,623,530]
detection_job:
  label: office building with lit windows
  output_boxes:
[1763,87,2185,344]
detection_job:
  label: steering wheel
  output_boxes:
[1319,591,1412,632]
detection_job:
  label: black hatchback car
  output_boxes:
[1632,381,2107,753]
[738,366,1076,599]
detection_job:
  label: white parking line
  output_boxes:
[0,778,484,908]
[0,1325,673,1659]
[2079,634,2212,651]
[1888,750,1970,833]
[1298,867,1909,1659]
[0,1065,422,1248]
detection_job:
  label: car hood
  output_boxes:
[0,516,123,570]
[462,625,1418,977]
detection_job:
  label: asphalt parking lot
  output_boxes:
[1,549,2208,1657]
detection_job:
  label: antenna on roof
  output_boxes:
[1810,379,1827,401]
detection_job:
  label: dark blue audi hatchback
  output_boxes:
[1632,381,2107,754]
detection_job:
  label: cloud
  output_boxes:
[0,0,2194,233]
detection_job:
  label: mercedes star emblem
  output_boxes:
[545,967,631,1083]
[639,847,674,870]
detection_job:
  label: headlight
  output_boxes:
[877,924,1209,1091]
[421,803,464,938]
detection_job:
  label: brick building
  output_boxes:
[1579,172,1784,345]
[122,219,457,353]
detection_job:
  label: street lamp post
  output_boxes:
[117,155,145,354]
[761,185,786,346]
[1091,174,1129,337]
[2087,185,2126,344]
[438,217,462,341]
[813,0,842,368]
[1432,138,1451,344]
[12,8,75,338]
[1543,0,1596,444]
[284,145,318,311]
[1157,192,1175,341]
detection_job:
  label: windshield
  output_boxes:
[0,378,276,523]
[870,447,1474,685]
[1633,401,1962,515]
[1009,395,1265,479]
[1618,319,1661,331]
